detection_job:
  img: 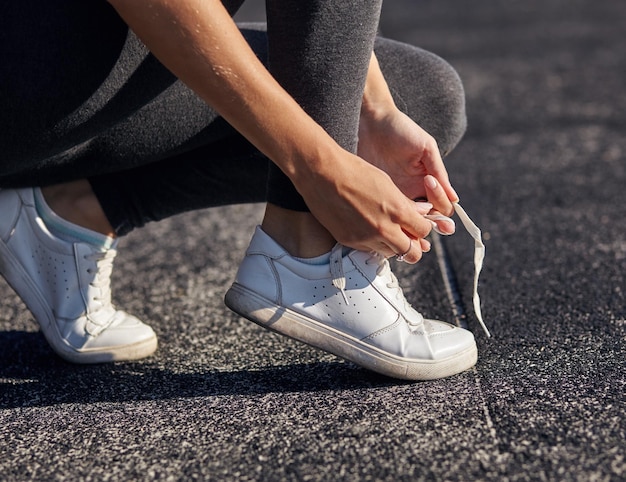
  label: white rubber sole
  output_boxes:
[0,238,157,364]
[225,283,477,381]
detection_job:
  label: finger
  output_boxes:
[398,205,434,242]
[392,237,431,264]
[415,201,454,234]
[386,194,436,263]
[424,210,456,235]
[414,201,433,215]
[421,140,460,203]
[427,168,459,204]
[391,214,434,264]
[391,237,423,264]
[424,175,455,216]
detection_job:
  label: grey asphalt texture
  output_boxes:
[1,0,624,480]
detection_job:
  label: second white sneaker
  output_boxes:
[0,188,157,364]
[225,226,477,380]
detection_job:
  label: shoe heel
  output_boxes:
[224,283,281,327]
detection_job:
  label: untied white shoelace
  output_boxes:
[452,203,491,338]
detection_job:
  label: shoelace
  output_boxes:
[84,249,116,310]
[331,247,424,326]
[375,255,425,327]
[453,203,491,337]
[329,202,490,337]
[330,245,349,304]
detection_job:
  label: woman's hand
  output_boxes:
[357,108,458,235]
[358,107,458,216]
[293,145,436,263]
[358,53,459,229]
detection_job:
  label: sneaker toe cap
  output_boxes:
[85,311,157,350]
[364,318,476,361]
[424,319,476,359]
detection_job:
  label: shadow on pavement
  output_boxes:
[0,331,399,409]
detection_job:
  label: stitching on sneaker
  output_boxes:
[362,315,403,340]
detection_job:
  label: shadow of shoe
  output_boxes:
[0,331,400,409]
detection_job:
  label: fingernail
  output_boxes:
[425,175,437,190]
[415,201,433,214]
[438,218,456,234]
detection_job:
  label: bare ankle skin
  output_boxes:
[261,204,335,258]
[40,180,117,238]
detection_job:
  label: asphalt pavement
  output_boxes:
[1,0,624,480]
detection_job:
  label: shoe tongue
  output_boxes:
[86,236,117,254]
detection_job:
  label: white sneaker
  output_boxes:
[225,226,477,380]
[0,188,157,363]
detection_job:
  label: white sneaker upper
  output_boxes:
[0,188,157,363]
[225,226,477,380]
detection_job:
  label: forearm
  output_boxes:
[107,0,339,182]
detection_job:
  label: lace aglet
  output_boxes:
[339,288,349,305]
[329,244,349,305]
[479,318,492,338]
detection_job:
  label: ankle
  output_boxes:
[41,180,117,238]
[261,204,335,258]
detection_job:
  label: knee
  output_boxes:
[427,55,467,157]
[376,38,468,156]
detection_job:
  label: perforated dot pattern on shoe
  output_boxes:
[307,280,380,321]
[29,240,78,302]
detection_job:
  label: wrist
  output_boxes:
[289,134,344,192]
[361,89,396,122]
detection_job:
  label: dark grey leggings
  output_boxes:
[0,0,466,235]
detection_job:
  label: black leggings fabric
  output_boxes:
[0,1,467,236]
